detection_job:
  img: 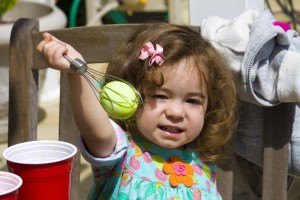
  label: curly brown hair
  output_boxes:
[106,22,237,163]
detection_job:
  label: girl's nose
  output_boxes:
[165,100,185,119]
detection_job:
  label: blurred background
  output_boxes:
[0,0,299,199]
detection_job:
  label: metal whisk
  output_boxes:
[63,55,143,118]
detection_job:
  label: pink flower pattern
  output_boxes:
[192,164,203,176]
[155,168,168,181]
[129,156,140,170]
[143,151,153,163]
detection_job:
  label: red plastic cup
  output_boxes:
[3,140,77,200]
[0,171,23,200]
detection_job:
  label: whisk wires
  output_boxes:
[63,55,143,107]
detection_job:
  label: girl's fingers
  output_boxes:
[36,39,47,52]
[37,32,65,50]
[42,32,59,43]
[37,32,52,51]
[39,32,83,60]
[36,32,85,74]
[36,39,69,71]
[43,32,67,48]
[42,40,68,56]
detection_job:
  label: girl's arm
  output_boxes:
[36,32,116,158]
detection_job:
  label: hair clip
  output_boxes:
[138,42,164,68]
[273,21,290,32]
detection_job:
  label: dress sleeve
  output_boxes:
[79,119,128,169]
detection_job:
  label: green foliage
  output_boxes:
[0,0,18,15]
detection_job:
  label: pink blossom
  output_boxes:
[173,163,187,176]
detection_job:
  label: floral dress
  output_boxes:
[79,120,222,200]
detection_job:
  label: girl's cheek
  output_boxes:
[142,98,158,108]
[136,97,167,116]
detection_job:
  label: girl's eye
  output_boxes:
[152,95,167,100]
[186,99,201,105]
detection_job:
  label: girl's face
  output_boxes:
[136,58,208,149]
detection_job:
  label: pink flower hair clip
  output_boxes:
[138,42,164,68]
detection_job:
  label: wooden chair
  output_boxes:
[8,18,290,200]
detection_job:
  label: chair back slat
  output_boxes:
[59,73,81,199]
[262,104,290,200]
[9,18,39,146]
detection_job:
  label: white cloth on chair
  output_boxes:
[200,9,300,176]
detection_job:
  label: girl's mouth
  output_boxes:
[159,126,183,134]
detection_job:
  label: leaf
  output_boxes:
[145,183,156,198]
[134,180,143,190]
[187,189,194,199]
[0,0,18,15]
[158,185,165,197]
[118,192,130,200]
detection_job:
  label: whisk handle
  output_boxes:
[64,55,88,75]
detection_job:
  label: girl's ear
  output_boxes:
[133,106,143,120]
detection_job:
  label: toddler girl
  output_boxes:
[37,22,237,200]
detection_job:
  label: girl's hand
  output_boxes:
[36,32,84,74]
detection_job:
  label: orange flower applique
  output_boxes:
[163,156,194,187]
